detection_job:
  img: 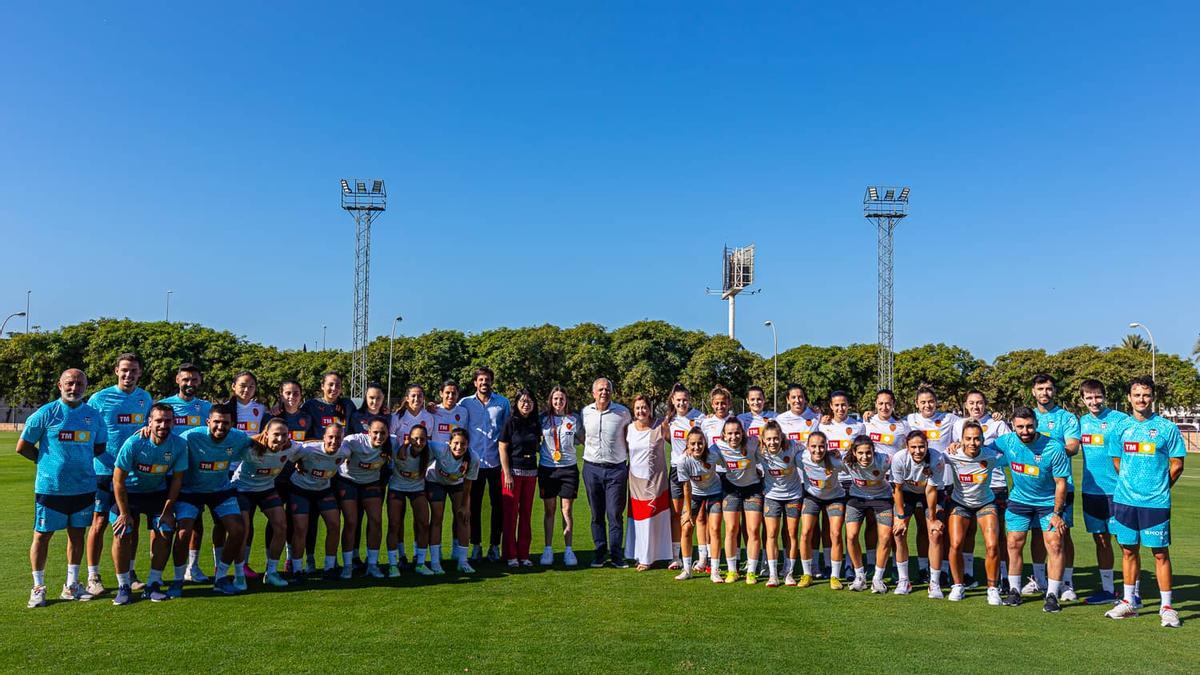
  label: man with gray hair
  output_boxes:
[580,378,632,568]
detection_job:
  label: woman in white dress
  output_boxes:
[624,395,672,570]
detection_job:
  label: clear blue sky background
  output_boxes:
[1,2,1196,361]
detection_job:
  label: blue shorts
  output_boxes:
[1005,501,1070,533]
[109,491,168,531]
[34,493,95,533]
[237,488,284,513]
[1111,503,1171,548]
[176,490,240,521]
[336,477,384,504]
[425,481,465,503]
[94,476,115,514]
[288,486,338,515]
[1082,492,1114,535]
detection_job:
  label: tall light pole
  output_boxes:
[1129,322,1157,408]
[165,290,173,322]
[387,315,403,408]
[864,186,909,390]
[322,325,327,351]
[25,290,30,333]
[763,320,778,412]
[1,311,26,338]
[341,178,387,399]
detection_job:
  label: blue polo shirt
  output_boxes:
[1079,408,1132,496]
[114,434,188,493]
[21,399,108,495]
[459,392,510,469]
[988,433,1071,508]
[158,395,212,437]
[87,385,154,476]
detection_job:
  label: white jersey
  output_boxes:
[667,409,704,467]
[699,413,732,447]
[865,416,909,459]
[776,408,821,445]
[889,449,946,495]
[676,449,722,497]
[390,409,436,444]
[800,450,845,501]
[338,433,392,483]
[232,443,299,492]
[907,411,961,485]
[737,410,777,440]
[712,438,761,487]
[819,417,867,483]
[758,441,803,501]
[432,405,467,443]
[290,441,348,491]
[425,441,480,486]
[944,447,1003,508]
[387,442,428,492]
[844,453,893,500]
[952,414,1011,490]
[235,401,269,434]
[540,412,582,468]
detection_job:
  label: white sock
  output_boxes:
[187,549,198,566]
[1047,578,1062,596]
[215,561,229,578]
[746,558,758,575]
[341,552,352,567]
[564,545,574,554]
[930,568,941,588]
[1135,579,1141,595]
[1064,567,1074,585]
[291,558,304,572]
[727,555,739,571]
[1123,584,1135,603]
[1162,590,1173,607]
[32,569,45,586]
[785,558,796,575]
[1008,574,1022,590]
[854,566,866,580]
[873,566,885,582]
[173,564,185,580]
[66,564,79,586]
[698,544,709,562]
[325,555,337,569]
[213,546,223,569]
[801,558,813,575]
[963,553,974,574]
[116,572,131,587]
[831,559,843,578]
[87,565,100,578]
[683,556,693,570]
[918,557,929,571]
[897,559,910,582]
[1033,563,1047,587]
[767,559,778,576]
[672,543,681,559]
[148,568,163,585]
[431,545,442,563]
[1100,569,1115,593]
[265,559,278,574]
[388,549,399,565]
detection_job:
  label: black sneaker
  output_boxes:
[999,577,1011,595]
[1003,588,1023,607]
[323,566,342,581]
[291,571,307,585]
[590,555,607,569]
[964,573,978,590]
[353,558,367,574]
[610,558,630,569]
[1043,592,1061,613]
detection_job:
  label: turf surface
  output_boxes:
[0,430,1197,673]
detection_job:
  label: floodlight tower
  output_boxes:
[864,186,909,391]
[341,178,387,399]
[706,244,757,339]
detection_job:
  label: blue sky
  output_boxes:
[1,2,1196,361]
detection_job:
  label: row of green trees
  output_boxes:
[1,319,1197,415]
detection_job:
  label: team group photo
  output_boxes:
[2,2,1198,673]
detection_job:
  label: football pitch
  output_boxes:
[0,430,1196,673]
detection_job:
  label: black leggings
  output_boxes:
[469,467,503,547]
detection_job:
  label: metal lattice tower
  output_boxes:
[341,178,387,399]
[863,186,909,390]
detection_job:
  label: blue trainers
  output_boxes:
[112,585,133,606]
[142,581,170,602]
[167,580,184,599]
[213,577,238,595]
[1085,590,1118,605]
[1132,594,1143,609]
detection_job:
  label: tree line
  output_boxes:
[1,318,1197,415]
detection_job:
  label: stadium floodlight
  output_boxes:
[341,179,351,194]
[898,187,910,202]
[340,178,388,398]
[868,186,879,201]
[371,180,383,194]
[863,185,910,390]
[356,181,367,194]
[884,189,895,201]
[705,244,758,338]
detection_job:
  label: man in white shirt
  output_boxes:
[580,378,632,568]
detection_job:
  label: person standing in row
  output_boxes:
[349,383,389,435]
[582,377,632,568]
[665,385,704,572]
[159,363,213,583]
[388,384,435,565]
[228,371,267,581]
[538,386,581,566]
[499,390,540,568]
[626,395,671,571]
[460,368,510,563]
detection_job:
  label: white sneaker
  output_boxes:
[948,584,965,602]
[674,569,692,581]
[1105,600,1137,620]
[27,585,47,608]
[86,575,105,597]
[184,566,210,583]
[1060,583,1077,602]
[987,587,1003,606]
[849,576,867,592]
[60,582,94,601]
[692,559,707,574]
[894,580,913,595]
[871,579,888,594]
[784,573,797,587]
[710,570,724,583]
[1161,606,1181,628]
[365,564,385,578]
[563,550,578,567]
[928,585,945,600]
[539,548,554,566]
[1020,577,1043,596]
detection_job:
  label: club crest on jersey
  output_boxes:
[1048,421,1056,429]
[845,427,853,435]
[1101,422,1108,430]
[455,414,461,421]
[300,418,308,427]
[1149,428,1158,438]
[253,409,260,417]
[805,419,813,427]
[889,423,896,431]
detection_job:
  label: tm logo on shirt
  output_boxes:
[1123,442,1156,455]
[57,430,92,442]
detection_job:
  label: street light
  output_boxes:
[1,311,26,338]
[386,315,403,407]
[322,325,327,351]
[166,290,173,322]
[1129,322,1157,401]
[763,320,778,412]
[25,290,30,333]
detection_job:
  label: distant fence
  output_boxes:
[1186,432,1200,454]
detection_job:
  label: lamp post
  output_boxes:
[165,290,173,322]
[1,311,26,338]
[386,315,403,407]
[322,325,327,351]
[763,320,778,412]
[1129,322,1157,409]
[25,290,30,333]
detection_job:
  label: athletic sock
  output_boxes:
[116,572,131,587]
[215,561,229,579]
[801,558,814,575]
[728,555,739,572]
[1100,569,1115,593]
[672,543,681,559]
[148,568,163,585]
[291,558,304,572]
[831,559,843,579]
[1123,584,1135,603]
[431,545,442,563]
[1033,563,1047,587]
[683,556,693,571]
[1135,579,1141,595]
[917,557,929,571]
[746,558,758,575]
[325,555,336,569]
[1008,574,1022,590]
[188,550,200,567]
[785,558,796,575]
[213,547,223,569]
[341,552,353,568]
[854,566,866,580]
[129,558,138,573]
[66,564,79,586]
[234,561,245,581]
[367,549,379,565]
[873,566,885,582]
[963,553,974,574]
[1162,590,1173,607]
[87,565,100,578]
[396,541,406,558]
[265,559,278,574]
[1064,567,1074,586]
[388,549,399,565]
[930,568,941,587]
[415,548,426,565]
[767,559,778,576]
[1047,578,1062,596]
[33,570,45,586]
[698,544,709,561]
[897,558,910,582]
[173,564,186,581]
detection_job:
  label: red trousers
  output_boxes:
[501,474,537,561]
